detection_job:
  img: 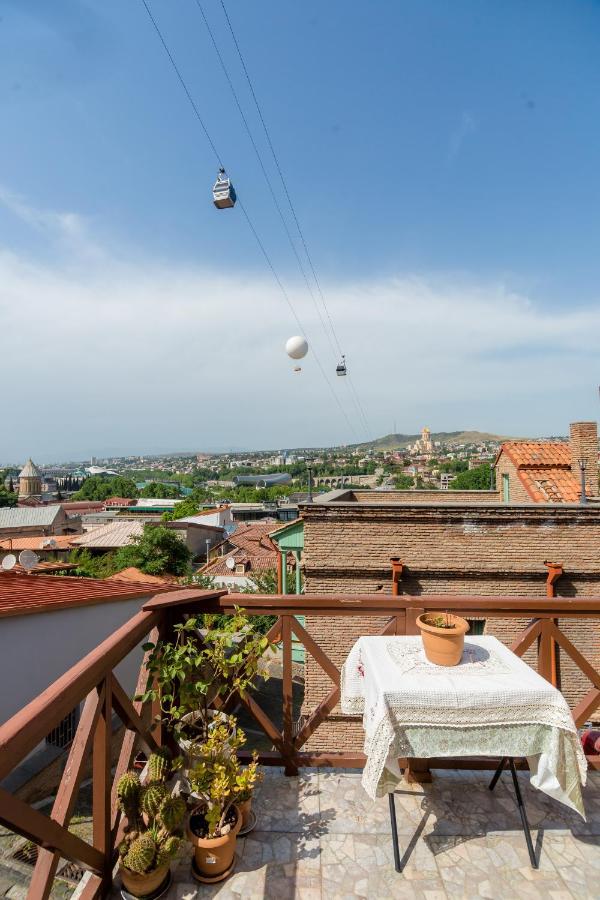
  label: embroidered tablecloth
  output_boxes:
[341,635,586,816]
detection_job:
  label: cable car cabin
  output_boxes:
[212,169,236,209]
[336,355,347,376]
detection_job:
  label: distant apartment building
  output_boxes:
[439,472,456,490]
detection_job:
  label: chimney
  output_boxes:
[569,422,598,498]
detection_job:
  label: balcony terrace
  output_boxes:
[0,589,599,899]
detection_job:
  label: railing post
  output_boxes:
[93,674,112,893]
[538,619,557,686]
[281,615,298,775]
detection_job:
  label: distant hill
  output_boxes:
[354,430,512,451]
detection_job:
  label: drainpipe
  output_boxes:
[544,560,564,689]
[390,558,404,596]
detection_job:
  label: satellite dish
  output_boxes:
[42,538,57,549]
[19,550,39,571]
[1,554,17,571]
[225,557,236,570]
[285,336,308,360]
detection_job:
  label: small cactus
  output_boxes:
[123,833,156,874]
[147,747,171,783]
[116,771,140,809]
[141,782,168,819]
[158,796,186,832]
[155,835,181,868]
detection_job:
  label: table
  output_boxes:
[341,635,587,870]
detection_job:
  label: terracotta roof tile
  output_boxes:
[0,534,76,552]
[0,573,175,618]
[502,441,572,468]
[518,467,581,503]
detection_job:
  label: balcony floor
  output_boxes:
[110,767,600,899]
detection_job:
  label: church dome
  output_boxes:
[19,458,41,478]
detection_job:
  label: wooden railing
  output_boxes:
[0,588,599,898]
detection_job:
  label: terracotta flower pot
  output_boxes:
[119,861,170,897]
[417,614,470,666]
[187,805,242,884]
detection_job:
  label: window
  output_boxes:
[46,706,79,749]
[467,619,486,636]
[502,473,510,502]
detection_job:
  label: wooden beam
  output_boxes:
[142,588,228,611]
[111,675,159,755]
[291,618,339,685]
[0,788,104,872]
[294,685,340,750]
[510,618,542,657]
[28,687,104,900]
[547,621,600,689]
[93,677,112,891]
[281,616,296,775]
[572,688,600,728]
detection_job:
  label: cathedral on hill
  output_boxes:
[411,426,434,457]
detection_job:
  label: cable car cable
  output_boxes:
[219,0,372,440]
[194,0,340,366]
[139,0,359,442]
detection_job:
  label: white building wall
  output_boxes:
[0,596,152,729]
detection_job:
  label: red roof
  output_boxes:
[498,441,581,502]
[0,573,176,618]
[200,520,281,578]
[104,497,136,507]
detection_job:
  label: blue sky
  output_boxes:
[0,0,599,461]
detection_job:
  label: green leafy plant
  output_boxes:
[139,607,276,747]
[116,748,185,877]
[187,719,261,838]
[423,611,456,630]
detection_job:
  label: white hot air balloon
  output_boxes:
[285,336,308,360]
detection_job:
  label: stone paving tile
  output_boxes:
[317,771,423,835]
[251,772,321,835]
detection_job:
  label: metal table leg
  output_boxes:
[388,792,402,873]
[489,757,538,869]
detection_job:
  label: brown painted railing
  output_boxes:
[0,588,599,898]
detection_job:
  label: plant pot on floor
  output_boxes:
[119,861,170,898]
[417,613,470,666]
[237,797,257,835]
[187,805,242,884]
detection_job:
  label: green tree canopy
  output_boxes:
[0,488,18,508]
[139,482,182,499]
[71,476,140,501]
[393,473,414,489]
[114,525,191,576]
[449,463,493,491]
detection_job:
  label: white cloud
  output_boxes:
[0,192,598,461]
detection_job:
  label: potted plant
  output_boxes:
[139,608,275,757]
[186,717,260,883]
[116,749,186,898]
[416,611,470,666]
[236,760,263,835]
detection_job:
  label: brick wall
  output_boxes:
[351,490,500,504]
[569,421,599,497]
[301,501,600,751]
[494,454,532,502]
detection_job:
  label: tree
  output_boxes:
[71,476,139,501]
[114,525,191,576]
[0,488,18,508]
[449,464,493,491]
[394,473,414,489]
[162,487,213,521]
[140,482,182,499]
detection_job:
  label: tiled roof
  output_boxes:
[18,459,41,478]
[0,573,173,618]
[518,467,581,503]
[0,534,76,552]
[0,506,62,529]
[106,567,179,585]
[201,520,280,578]
[104,497,136,507]
[498,441,582,502]
[71,520,144,549]
[501,441,571,468]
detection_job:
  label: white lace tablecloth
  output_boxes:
[341,635,587,816]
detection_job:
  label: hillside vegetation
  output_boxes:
[355,430,514,451]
